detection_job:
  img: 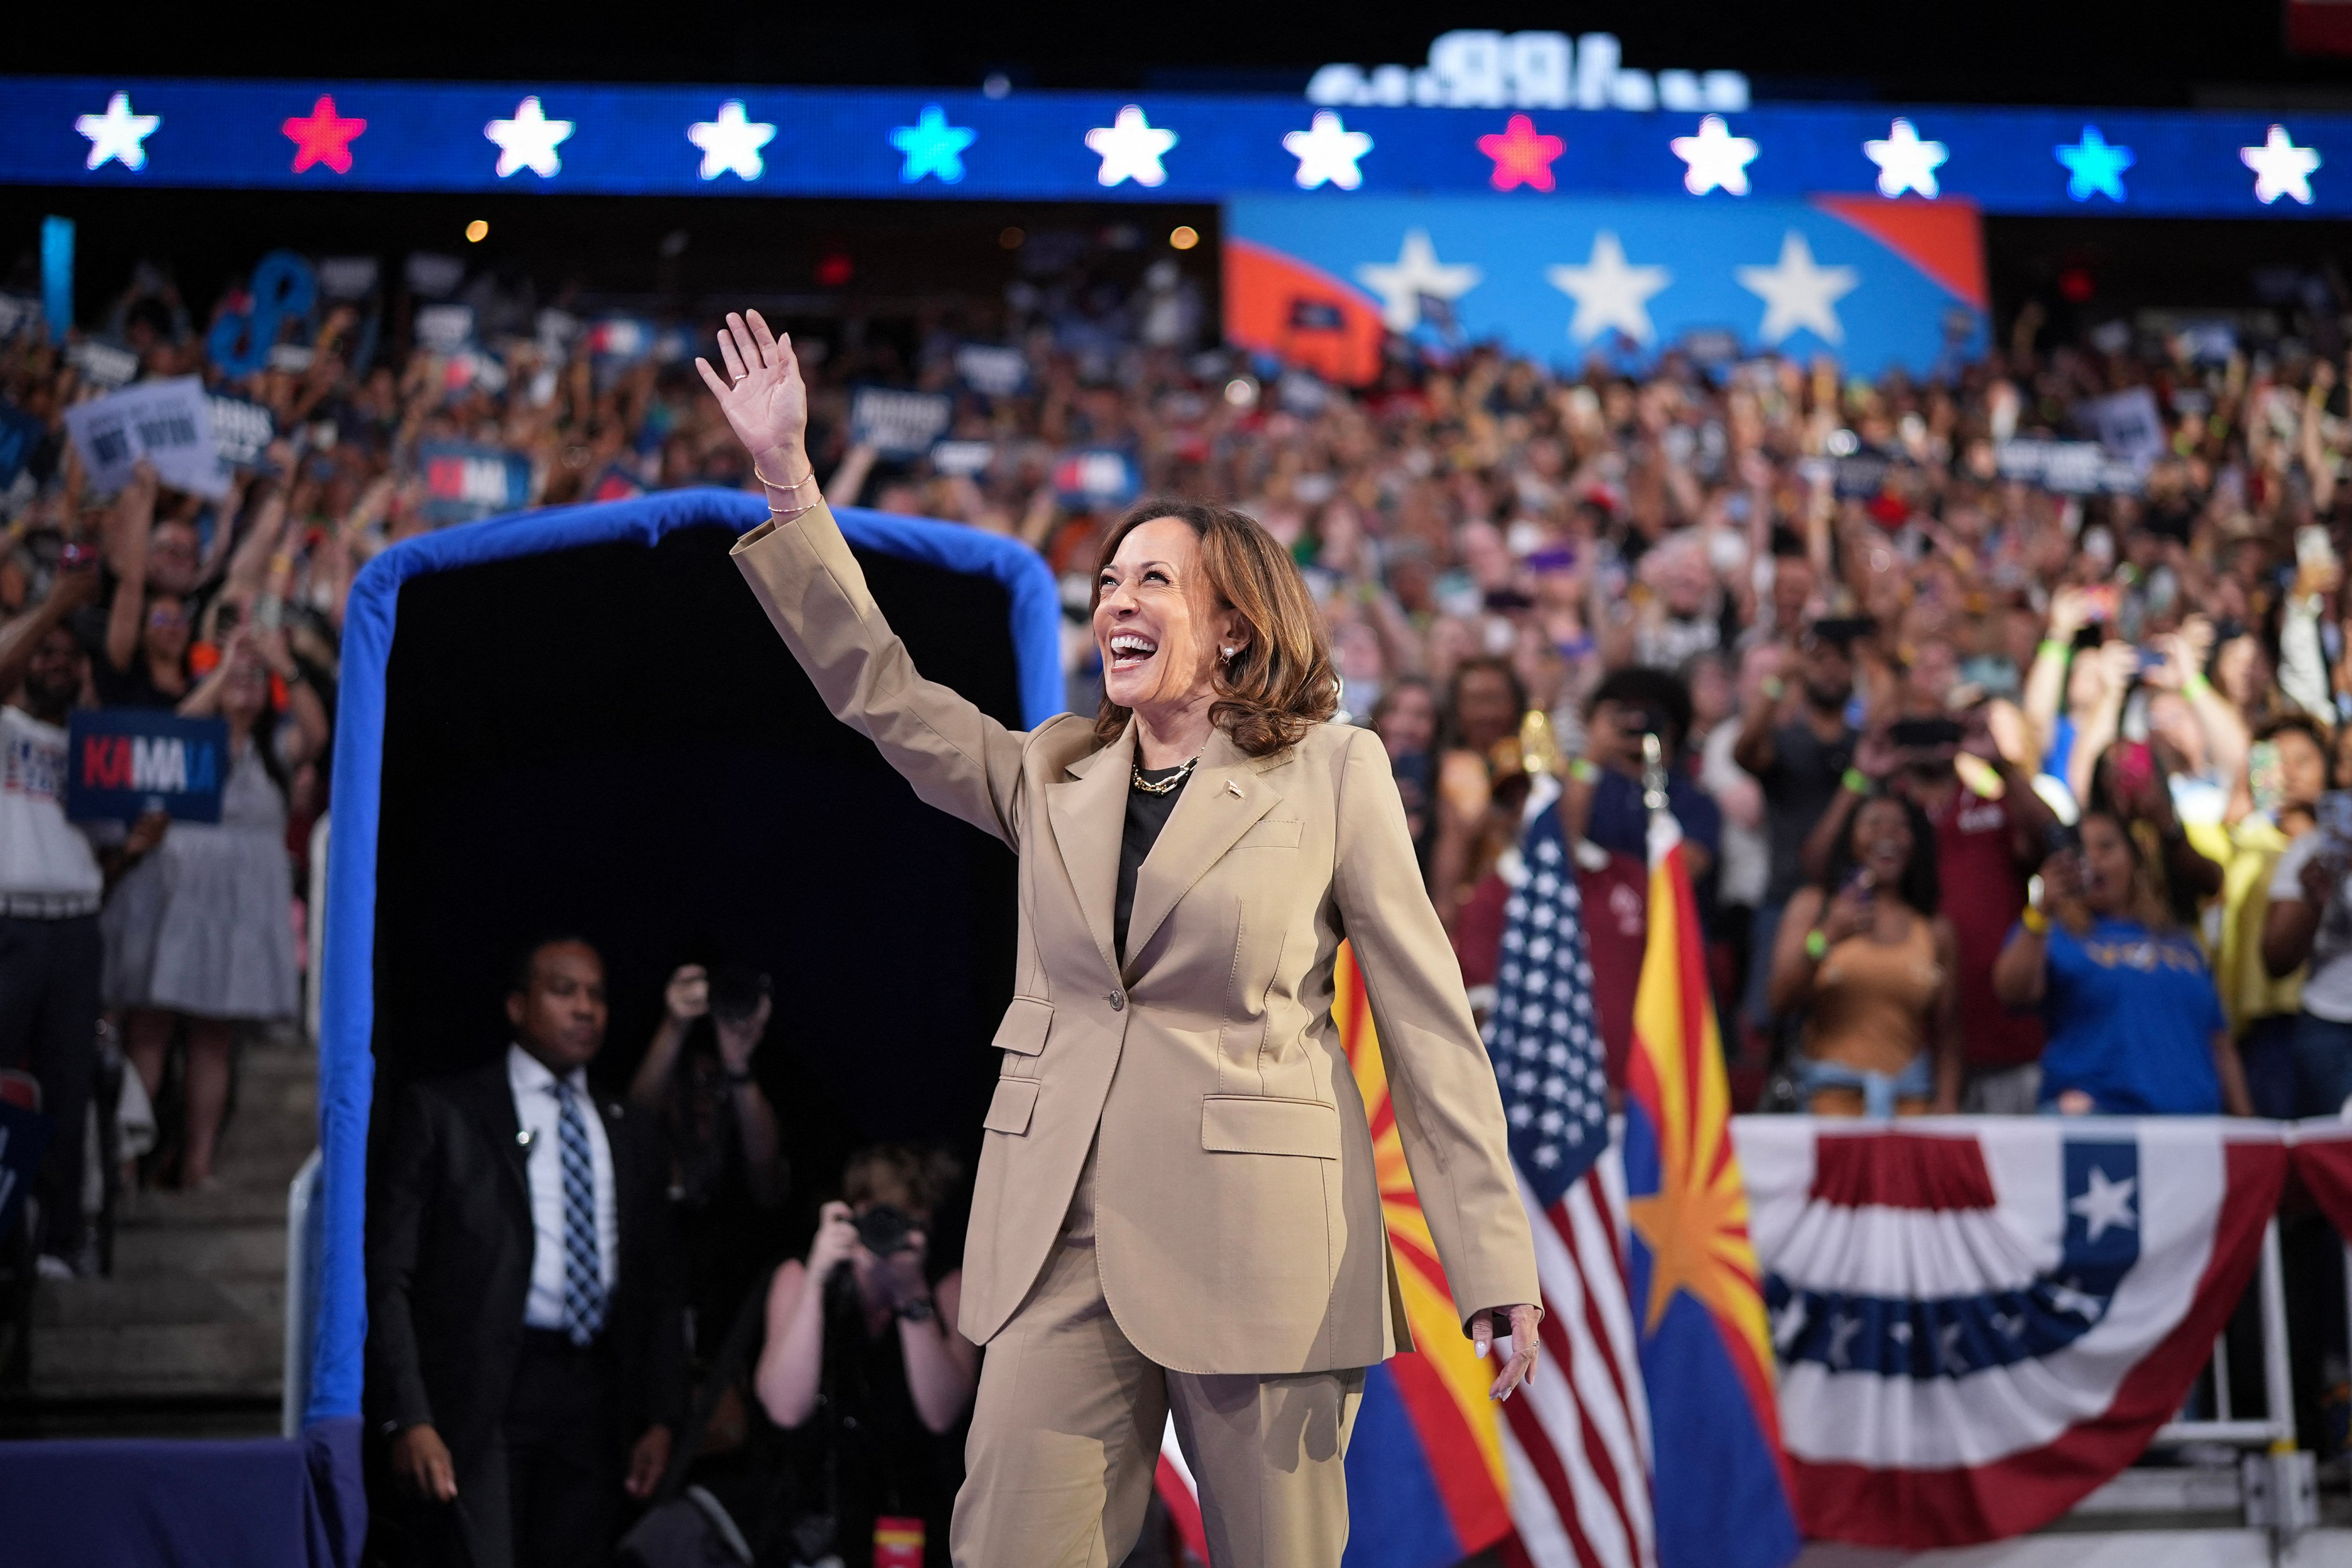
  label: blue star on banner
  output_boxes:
[890,105,976,185]
[1483,798,1610,1204]
[2055,126,2134,203]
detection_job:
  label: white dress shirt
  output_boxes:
[507,1044,619,1331]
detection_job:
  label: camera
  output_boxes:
[854,1203,919,1257]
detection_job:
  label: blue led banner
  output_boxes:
[2,78,2349,217]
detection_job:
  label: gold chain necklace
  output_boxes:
[1130,755,1201,795]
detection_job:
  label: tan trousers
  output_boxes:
[951,1152,1364,1568]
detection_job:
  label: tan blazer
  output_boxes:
[733,503,1538,1376]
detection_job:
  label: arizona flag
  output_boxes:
[1621,812,1801,1568]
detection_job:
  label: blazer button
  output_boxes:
[1107,990,1126,1011]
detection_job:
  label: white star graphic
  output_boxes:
[688,100,774,182]
[485,96,574,180]
[1354,229,1482,333]
[2242,125,2320,206]
[1284,110,1373,191]
[2068,1165,2139,1244]
[1670,114,1758,196]
[1735,231,1860,346]
[1086,106,1177,188]
[1863,117,1948,199]
[76,92,160,172]
[1546,231,1672,344]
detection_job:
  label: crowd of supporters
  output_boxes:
[2,237,2351,1273]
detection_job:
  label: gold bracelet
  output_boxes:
[768,496,820,521]
[754,460,814,493]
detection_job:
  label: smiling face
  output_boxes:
[1093,516,1244,721]
[1849,796,1914,890]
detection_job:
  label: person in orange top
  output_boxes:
[1766,791,1963,1116]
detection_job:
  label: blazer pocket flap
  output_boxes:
[1200,1095,1340,1158]
[1237,815,1303,849]
[983,1077,1040,1136]
[991,997,1053,1056]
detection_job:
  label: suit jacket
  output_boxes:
[365,1058,688,1464]
[733,504,1539,1375]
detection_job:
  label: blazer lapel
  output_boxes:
[455,1058,533,1228]
[1046,722,1133,982]
[1122,729,1283,973]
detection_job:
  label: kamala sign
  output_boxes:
[1307,31,1750,114]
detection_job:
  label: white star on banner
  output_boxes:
[2068,1165,2139,1244]
[1284,110,1373,190]
[2242,125,2320,206]
[1669,114,1758,196]
[76,92,161,172]
[1355,229,1482,332]
[688,100,775,182]
[1863,117,1948,199]
[1086,105,1177,188]
[1735,230,1859,346]
[1545,231,1671,343]
[485,96,574,179]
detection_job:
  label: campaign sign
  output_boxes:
[60,375,228,500]
[65,710,227,824]
[850,387,954,458]
[0,1098,52,1245]
[207,395,275,470]
[1053,447,1140,508]
[418,441,532,525]
[955,343,1029,396]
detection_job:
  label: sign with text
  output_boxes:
[1996,438,2146,496]
[207,395,274,470]
[60,375,227,499]
[849,387,953,458]
[955,343,1029,396]
[418,440,532,525]
[64,710,227,824]
[1052,448,1140,508]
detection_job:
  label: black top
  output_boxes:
[1762,717,1856,905]
[1114,762,1191,960]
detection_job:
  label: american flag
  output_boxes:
[1484,798,1657,1568]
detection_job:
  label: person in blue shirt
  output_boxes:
[1570,665,1723,898]
[1992,808,2253,1116]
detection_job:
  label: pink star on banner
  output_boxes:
[283,95,366,175]
[1478,114,1565,193]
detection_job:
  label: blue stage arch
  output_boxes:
[301,489,1062,1488]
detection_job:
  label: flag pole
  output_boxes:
[1641,732,1667,821]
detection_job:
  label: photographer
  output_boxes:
[2263,789,2352,1117]
[754,1146,975,1568]
[631,963,790,1349]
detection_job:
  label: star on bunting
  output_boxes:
[688,101,775,182]
[76,92,160,172]
[485,96,574,180]
[283,95,366,175]
[1086,106,1177,188]
[1863,117,1948,199]
[1355,229,1482,333]
[2068,1165,2139,1244]
[1478,114,1565,192]
[2054,126,2133,203]
[890,105,975,184]
[1670,115,1758,196]
[1546,231,1671,343]
[1284,111,1373,191]
[2242,125,2320,205]
[1735,231,1859,346]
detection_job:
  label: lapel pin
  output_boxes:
[1226,779,1243,797]
[516,1128,536,1150]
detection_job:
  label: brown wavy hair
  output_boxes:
[1089,499,1338,758]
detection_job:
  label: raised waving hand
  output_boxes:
[695,310,810,482]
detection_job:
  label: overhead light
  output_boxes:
[465,219,488,243]
[999,226,1025,249]
[1169,225,1199,250]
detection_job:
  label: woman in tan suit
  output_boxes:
[697,312,1540,1568]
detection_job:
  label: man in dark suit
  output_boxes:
[368,936,687,1568]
